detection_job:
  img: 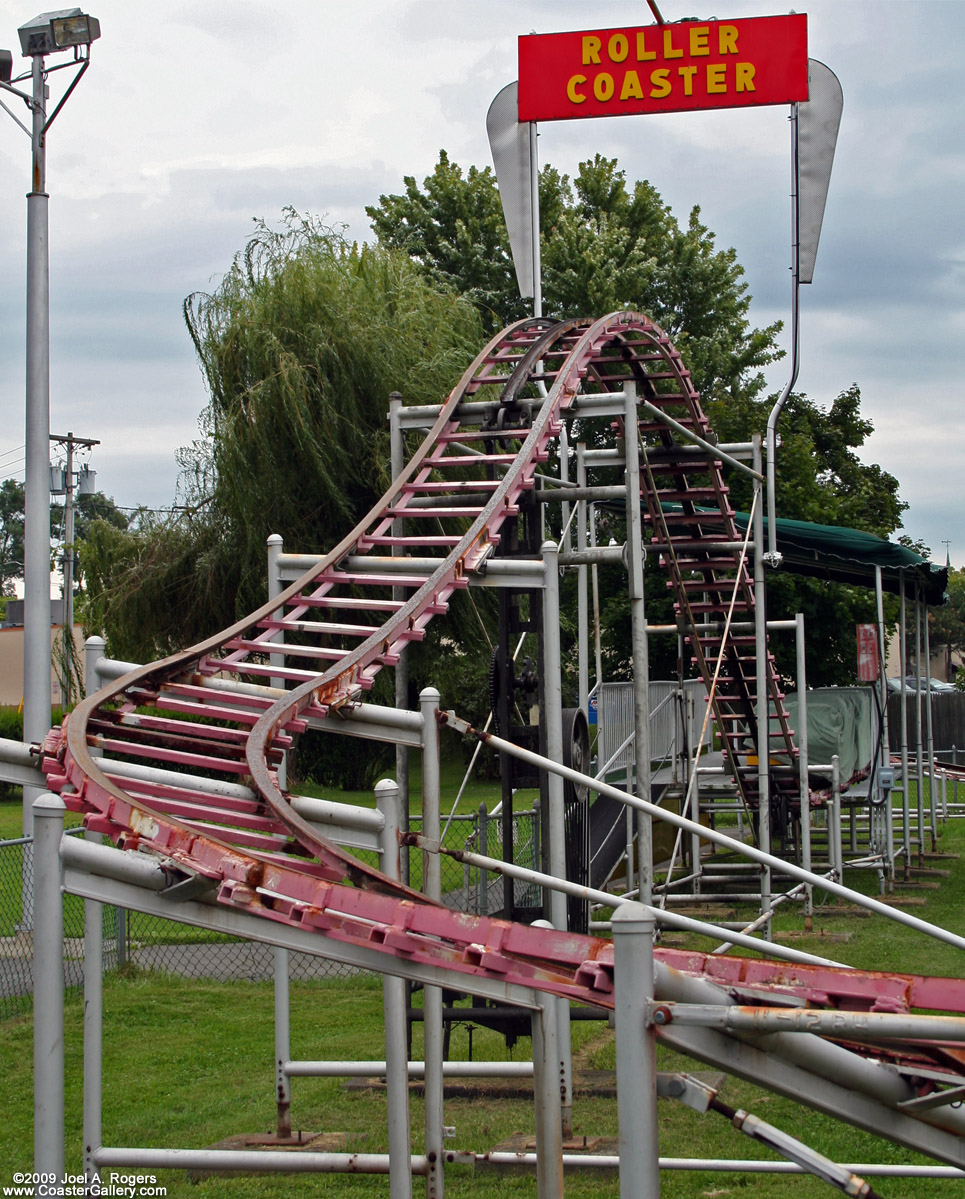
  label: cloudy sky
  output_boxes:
[0,0,962,565]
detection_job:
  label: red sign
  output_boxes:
[856,624,880,683]
[518,14,808,122]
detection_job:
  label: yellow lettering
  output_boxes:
[663,27,684,58]
[718,25,738,54]
[650,68,671,98]
[689,26,710,56]
[678,65,698,96]
[582,35,601,66]
[636,30,656,61]
[735,62,756,92]
[608,33,629,63]
[593,72,615,102]
[706,62,727,93]
[620,70,644,101]
[566,74,588,104]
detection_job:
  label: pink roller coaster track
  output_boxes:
[38,312,965,1153]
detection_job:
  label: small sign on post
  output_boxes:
[856,624,880,683]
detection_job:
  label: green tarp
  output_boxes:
[782,687,876,783]
[732,513,946,605]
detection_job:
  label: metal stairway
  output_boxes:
[628,334,799,832]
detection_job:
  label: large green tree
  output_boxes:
[81,212,485,663]
[84,157,912,719]
[369,153,910,688]
[368,152,780,408]
[0,480,25,596]
[930,565,965,684]
[0,479,125,599]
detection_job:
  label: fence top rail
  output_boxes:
[0,826,85,850]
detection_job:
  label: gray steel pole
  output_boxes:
[530,920,564,1197]
[541,541,568,910]
[623,384,653,903]
[390,392,411,884]
[377,778,413,1199]
[266,532,292,1139]
[540,539,573,1137]
[923,607,938,842]
[898,581,910,873]
[83,828,103,1183]
[765,101,801,563]
[914,591,925,860]
[612,903,660,1198]
[795,613,812,924]
[84,635,125,963]
[528,120,541,319]
[420,688,444,1199]
[576,444,589,713]
[22,56,51,933]
[752,438,771,928]
[63,431,74,668]
[875,565,890,771]
[388,390,409,882]
[830,755,841,881]
[33,791,65,1176]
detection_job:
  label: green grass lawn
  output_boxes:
[2,776,965,1195]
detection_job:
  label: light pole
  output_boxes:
[0,10,100,909]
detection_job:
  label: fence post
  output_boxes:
[477,802,488,916]
[612,902,659,1198]
[33,791,65,1177]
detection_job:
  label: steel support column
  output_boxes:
[420,688,444,1199]
[377,778,413,1199]
[33,792,65,1176]
[623,384,653,904]
[613,903,660,1198]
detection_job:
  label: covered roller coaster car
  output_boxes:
[740,688,878,801]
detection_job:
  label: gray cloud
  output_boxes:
[0,0,961,565]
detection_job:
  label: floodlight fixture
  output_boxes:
[18,8,100,57]
[0,49,12,83]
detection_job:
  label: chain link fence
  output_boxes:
[1,803,540,1017]
[416,803,541,915]
[0,829,121,1020]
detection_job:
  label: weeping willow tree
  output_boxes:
[81,211,485,663]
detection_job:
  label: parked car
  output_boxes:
[886,676,957,693]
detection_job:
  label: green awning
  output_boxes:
[732,513,947,605]
[616,496,948,605]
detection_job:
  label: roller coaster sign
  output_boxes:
[518,14,808,122]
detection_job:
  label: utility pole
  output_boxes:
[942,540,952,681]
[50,430,99,704]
